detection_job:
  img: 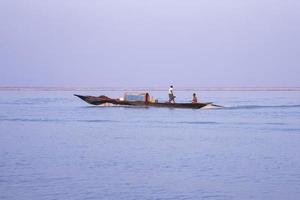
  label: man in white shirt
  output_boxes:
[168,85,176,103]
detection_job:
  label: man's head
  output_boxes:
[170,85,173,88]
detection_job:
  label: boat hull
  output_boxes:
[74,94,214,109]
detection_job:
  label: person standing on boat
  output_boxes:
[145,93,150,104]
[168,85,176,103]
[192,93,198,103]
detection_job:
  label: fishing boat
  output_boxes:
[74,93,221,109]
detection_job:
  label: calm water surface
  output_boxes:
[0,90,300,200]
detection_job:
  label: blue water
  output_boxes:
[0,90,300,200]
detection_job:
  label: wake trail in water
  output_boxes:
[224,104,300,110]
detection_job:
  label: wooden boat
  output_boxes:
[74,94,221,109]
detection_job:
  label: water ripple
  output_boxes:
[178,121,219,125]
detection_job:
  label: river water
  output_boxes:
[0,90,299,200]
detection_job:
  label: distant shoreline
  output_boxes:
[0,87,299,92]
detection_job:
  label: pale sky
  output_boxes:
[0,0,299,87]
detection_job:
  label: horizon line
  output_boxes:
[0,86,300,92]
